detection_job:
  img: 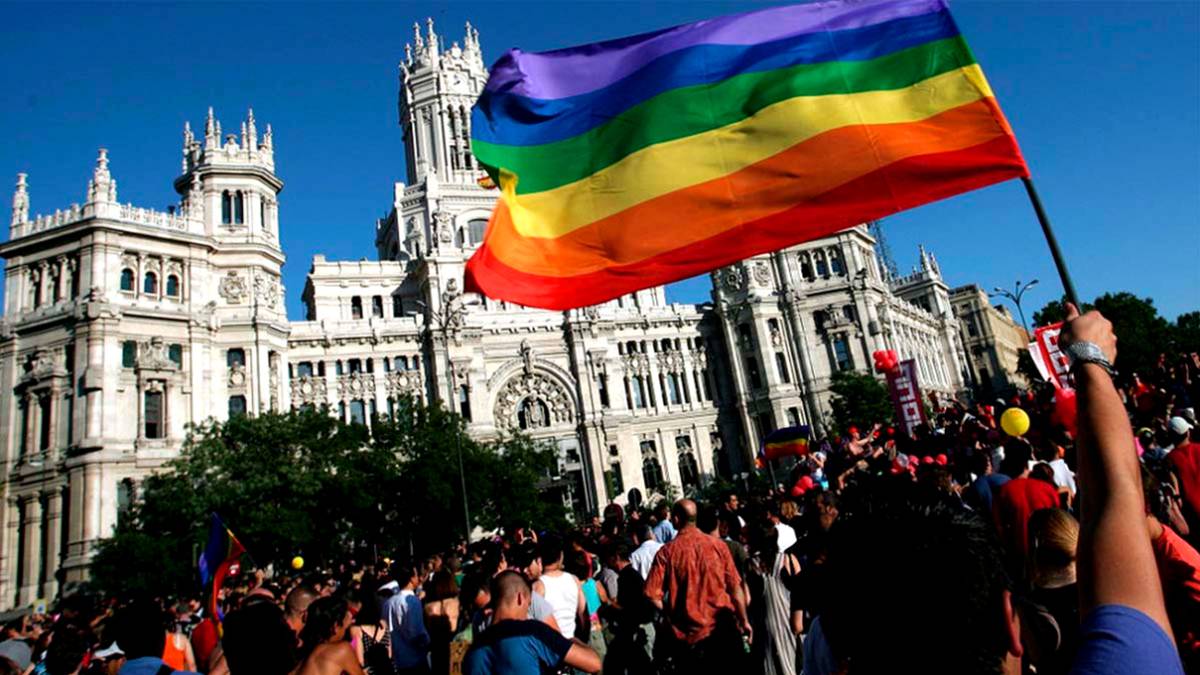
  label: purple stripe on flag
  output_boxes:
[485,0,948,100]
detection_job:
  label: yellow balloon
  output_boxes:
[1000,407,1031,437]
[291,556,305,570]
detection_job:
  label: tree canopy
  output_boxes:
[828,370,894,435]
[91,402,566,599]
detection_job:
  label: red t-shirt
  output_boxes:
[993,477,1060,557]
[191,617,218,669]
[1151,523,1200,663]
[1170,443,1200,532]
[644,527,742,644]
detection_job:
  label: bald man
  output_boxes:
[464,571,601,675]
[645,499,751,671]
[285,586,318,637]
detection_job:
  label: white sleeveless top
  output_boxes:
[539,571,580,638]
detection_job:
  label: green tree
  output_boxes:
[1175,311,1200,355]
[828,370,893,435]
[91,402,566,599]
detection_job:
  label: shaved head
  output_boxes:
[285,586,317,618]
[672,499,697,526]
[491,570,531,608]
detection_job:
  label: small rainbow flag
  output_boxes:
[466,0,1028,310]
[198,513,245,622]
[761,425,812,464]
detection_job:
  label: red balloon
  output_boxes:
[1052,390,1078,436]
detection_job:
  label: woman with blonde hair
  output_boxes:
[1025,508,1080,675]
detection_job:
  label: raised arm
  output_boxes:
[1063,304,1172,636]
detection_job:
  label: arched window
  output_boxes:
[679,452,700,492]
[800,253,815,281]
[166,274,180,297]
[830,249,845,275]
[468,218,488,245]
[233,191,245,224]
[143,271,158,294]
[351,296,363,320]
[815,251,829,278]
[641,456,664,493]
[517,398,550,430]
[120,268,135,292]
[221,191,232,224]
[397,356,409,371]
[372,295,384,318]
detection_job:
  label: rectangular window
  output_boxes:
[122,341,137,368]
[297,362,314,378]
[787,407,801,428]
[372,295,384,318]
[833,337,853,372]
[19,400,30,456]
[144,390,164,439]
[168,344,183,367]
[667,374,681,405]
[607,464,624,500]
[745,357,763,390]
[392,296,403,317]
[348,359,362,374]
[597,374,610,408]
[631,377,645,409]
[349,400,366,425]
[39,395,52,451]
[227,348,245,368]
[459,385,472,422]
[351,296,363,320]
[776,352,791,384]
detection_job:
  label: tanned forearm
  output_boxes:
[1067,307,1173,637]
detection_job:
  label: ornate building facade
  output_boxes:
[950,284,1030,396]
[0,20,971,609]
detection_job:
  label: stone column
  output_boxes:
[42,491,61,601]
[18,495,42,606]
[82,462,102,549]
[0,497,19,606]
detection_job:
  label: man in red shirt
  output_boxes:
[1167,417,1200,540]
[993,443,1060,561]
[645,499,751,671]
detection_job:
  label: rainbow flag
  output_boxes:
[198,513,245,622]
[466,0,1028,310]
[760,425,812,464]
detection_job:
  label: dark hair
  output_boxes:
[1030,463,1057,488]
[999,440,1033,478]
[630,522,653,543]
[508,541,541,571]
[427,570,459,602]
[111,600,168,659]
[821,485,1012,674]
[297,596,349,661]
[697,504,721,534]
[352,590,384,627]
[0,656,20,675]
[565,550,592,580]
[43,623,89,675]
[540,535,565,566]
[223,601,296,675]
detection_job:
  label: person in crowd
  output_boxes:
[0,617,34,673]
[383,560,430,675]
[161,608,197,672]
[1167,416,1200,537]
[462,571,600,675]
[1037,440,1077,504]
[505,542,560,634]
[1146,488,1200,670]
[537,536,586,642]
[1024,508,1080,675]
[651,502,676,544]
[349,589,393,675]
[39,623,88,675]
[567,549,609,667]
[627,524,661,581]
[285,586,319,639]
[767,501,798,552]
[645,499,751,672]
[295,596,365,675]
[221,598,296,675]
[993,440,1060,563]
[747,522,799,675]
[963,451,1010,514]
[422,570,459,675]
[112,601,201,675]
[817,305,1185,674]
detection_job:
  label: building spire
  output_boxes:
[205,106,217,149]
[11,173,28,227]
[87,148,116,204]
[263,123,273,150]
[246,108,258,151]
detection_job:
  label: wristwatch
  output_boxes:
[1065,340,1116,377]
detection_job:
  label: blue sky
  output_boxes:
[1,1,1196,321]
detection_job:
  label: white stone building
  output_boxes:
[0,20,970,609]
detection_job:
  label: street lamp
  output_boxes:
[990,279,1039,334]
[415,299,473,542]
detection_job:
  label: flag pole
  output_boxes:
[1021,177,1081,308]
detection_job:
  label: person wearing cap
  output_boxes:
[1166,416,1200,541]
[93,643,127,675]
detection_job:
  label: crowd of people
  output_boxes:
[1,306,1197,674]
